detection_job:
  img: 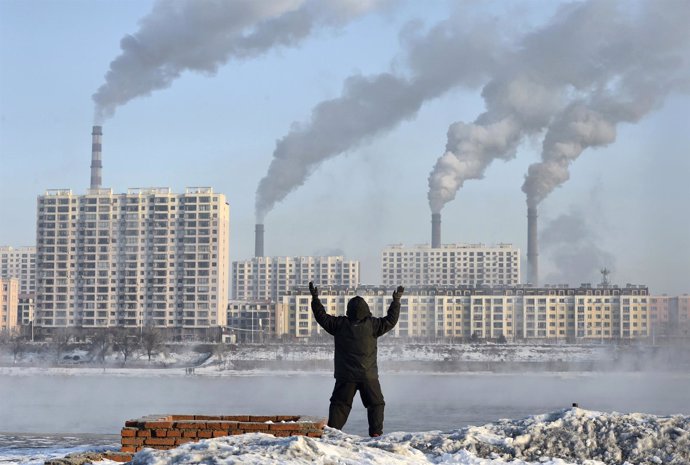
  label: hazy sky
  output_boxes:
[0,0,688,294]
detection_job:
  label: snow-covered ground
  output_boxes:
[234,343,615,362]
[80,408,688,465]
[0,345,208,368]
[5,342,682,367]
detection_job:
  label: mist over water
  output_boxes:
[1,372,688,437]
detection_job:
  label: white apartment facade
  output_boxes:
[280,284,649,341]
[35,187,229,338]
[232,256,359,302]
[227,300,288,343]
[0,246,36,295]
[0,278,19,334]
[381,243,520,287]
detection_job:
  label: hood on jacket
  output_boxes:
[346,296,371,321]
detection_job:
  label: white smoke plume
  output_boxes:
[430,0,690,213]
[522,102,616,208]
[428,74,562,213]
[92,0,386,123]
[255,12,504,221]
[523,1,690,207]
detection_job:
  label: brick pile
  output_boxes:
[116,414,326,460]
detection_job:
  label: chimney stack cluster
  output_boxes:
[90,125,539,283]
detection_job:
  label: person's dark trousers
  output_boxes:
[328,378,385,436]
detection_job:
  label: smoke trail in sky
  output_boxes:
[93,0,386,122]
[541,208,615,286]
[522,3,690,207]
[427,75,560,213]
[255,12,504,221]
[430,0,690,213]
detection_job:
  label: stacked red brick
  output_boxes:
[121,414,326,454]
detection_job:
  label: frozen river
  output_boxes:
[1,371,689,437]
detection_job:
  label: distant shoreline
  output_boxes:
[2,342,689,373]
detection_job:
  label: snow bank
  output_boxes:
[228,343,613,363]
[108,409,689,465]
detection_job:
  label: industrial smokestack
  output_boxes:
[255,224,264,257]
[90,125,103,189]
[431,213,441,248]
[527,206,538,285]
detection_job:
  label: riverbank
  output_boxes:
[3,342,689,373]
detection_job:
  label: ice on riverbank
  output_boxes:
[0,434,117,465]
[97,408,689,465]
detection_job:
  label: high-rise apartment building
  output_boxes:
[232,256,359,302]
[281,284,649,341]
[381,243,520,287]
[35,187,229,338]
[0,278,19,334]
[0,246,36,295]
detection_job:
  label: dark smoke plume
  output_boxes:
[430,0,690,213]
[92,0,386,122]
[255,13,504,221]
[541,209,615,286]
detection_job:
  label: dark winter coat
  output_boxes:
[311,295,400,381]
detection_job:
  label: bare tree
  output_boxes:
[113,328,140,366]
[10,335,26,363]
[53,328,72,363]
[0,329,10,345]
[213,342,228,370]
[141,326,162,363]
[91,329,113,365]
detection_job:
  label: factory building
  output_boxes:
[35,187,229,339]
[381,243,520,288]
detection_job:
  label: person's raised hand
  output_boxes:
[393,285,405,300]
[309,281,319,298]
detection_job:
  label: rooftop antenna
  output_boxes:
[600,268,610,287]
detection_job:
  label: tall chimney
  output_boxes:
[431,213,441,248]
[527,206,538,285]
[90,125,103,189]
[255,224,264,257]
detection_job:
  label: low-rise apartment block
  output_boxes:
[227,300,288,343]
[649,295,690,338]
[278,284,649,341]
